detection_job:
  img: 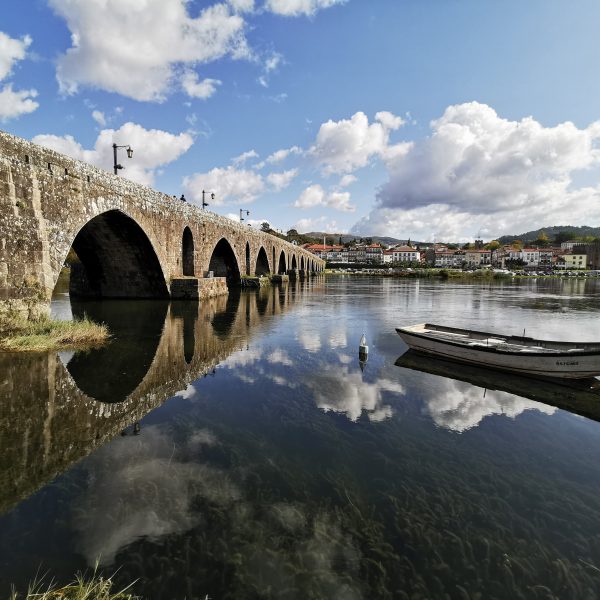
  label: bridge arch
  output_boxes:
[67,209,169,299]
[208,237,241,286]
[277,250,287,274]
[272,247,276,273]
[182,227,194,276]
[300,256,305,271]
[255,246,270,276]
[291,255,297,270]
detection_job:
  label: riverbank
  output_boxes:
[0,314,109,352]
[324,268,598,280]
[324,268,514,280]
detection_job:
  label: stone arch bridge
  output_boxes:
[0,131,324,316]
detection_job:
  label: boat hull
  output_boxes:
[396,329,600,379]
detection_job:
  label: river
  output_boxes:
[2,275,600,599]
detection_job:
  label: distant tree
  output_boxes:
[364,237,373,245]
[512,240,524,250]
[261,222,271,232]
[486,240,501,250]
[506,258,526,268]
[286,228,299,237]
[535,231,550,247]
[462,242,472,250]
[339,236,343,245]
[553,231,573,245]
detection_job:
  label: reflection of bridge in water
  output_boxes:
[0,280,318,515]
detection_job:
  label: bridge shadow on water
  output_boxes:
[0,281,308,516]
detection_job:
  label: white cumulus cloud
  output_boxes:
[33,122,193,187]
[265,0,347,17]
[232,149,259,165]
[293,216,338,232]
[338,174,357,188]
[352,101,600,241]
[229,0,255,12]
[0,84,38,122]
[181,70,222,99]
[0,32,31,80]
[294,184,354,212]
[267,168,298,191]
[0,31,38,121]
[183,166,265,205]
[91,110,106,126]
[310,110,409,175]
[49,0,250,101]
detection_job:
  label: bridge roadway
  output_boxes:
[0,131,324,317]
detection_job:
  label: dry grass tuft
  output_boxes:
[8,569,138,600]
[0,315,110,352]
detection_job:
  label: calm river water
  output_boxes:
[2,276,600,599]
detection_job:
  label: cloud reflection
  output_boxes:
[73,426,239,565]
[425,380,556,433]
[308,367,401,422]
[298,329,322,352]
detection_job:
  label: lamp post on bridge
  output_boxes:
[113,143,133,175]
[202,190,214,209]
[239,208,250,223]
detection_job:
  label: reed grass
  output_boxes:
[0,315,109,352]
[8,570,138,600]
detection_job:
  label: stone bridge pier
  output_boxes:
[0,131,325,317]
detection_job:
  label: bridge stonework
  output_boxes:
[0,131,324,317]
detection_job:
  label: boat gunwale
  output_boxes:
[396,324,600,358]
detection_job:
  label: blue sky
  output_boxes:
[3,0,600,241]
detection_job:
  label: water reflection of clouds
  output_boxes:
[73,426,364,597]
[309,367,401,422]
[329,330,347,348]
[222,346,263,368]
[74,426,239,566]
[298,329,322,353]
[425,380,556,433]
[175,383,198,400]
[267,348,293,366]
[298,328,349,353]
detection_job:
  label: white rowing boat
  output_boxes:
[396,323,600,379]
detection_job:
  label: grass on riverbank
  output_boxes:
[8,572,138,600]
[0,314,109,352]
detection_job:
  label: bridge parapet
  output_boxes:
[0,131,324,317]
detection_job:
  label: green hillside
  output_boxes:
[498,226,600,245]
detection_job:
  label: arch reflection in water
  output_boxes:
[67,299,169,403]
[171,301,197,364]
[211,288,241,339]
[395,349,600,430]
[0,286,304,517]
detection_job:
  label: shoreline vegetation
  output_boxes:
[0,314,110,352]
[324,268,598,280]
[325,268,514,280]
[9,572,138,600]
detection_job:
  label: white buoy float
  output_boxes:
[359,334,368,355]
[359,334,368,372]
